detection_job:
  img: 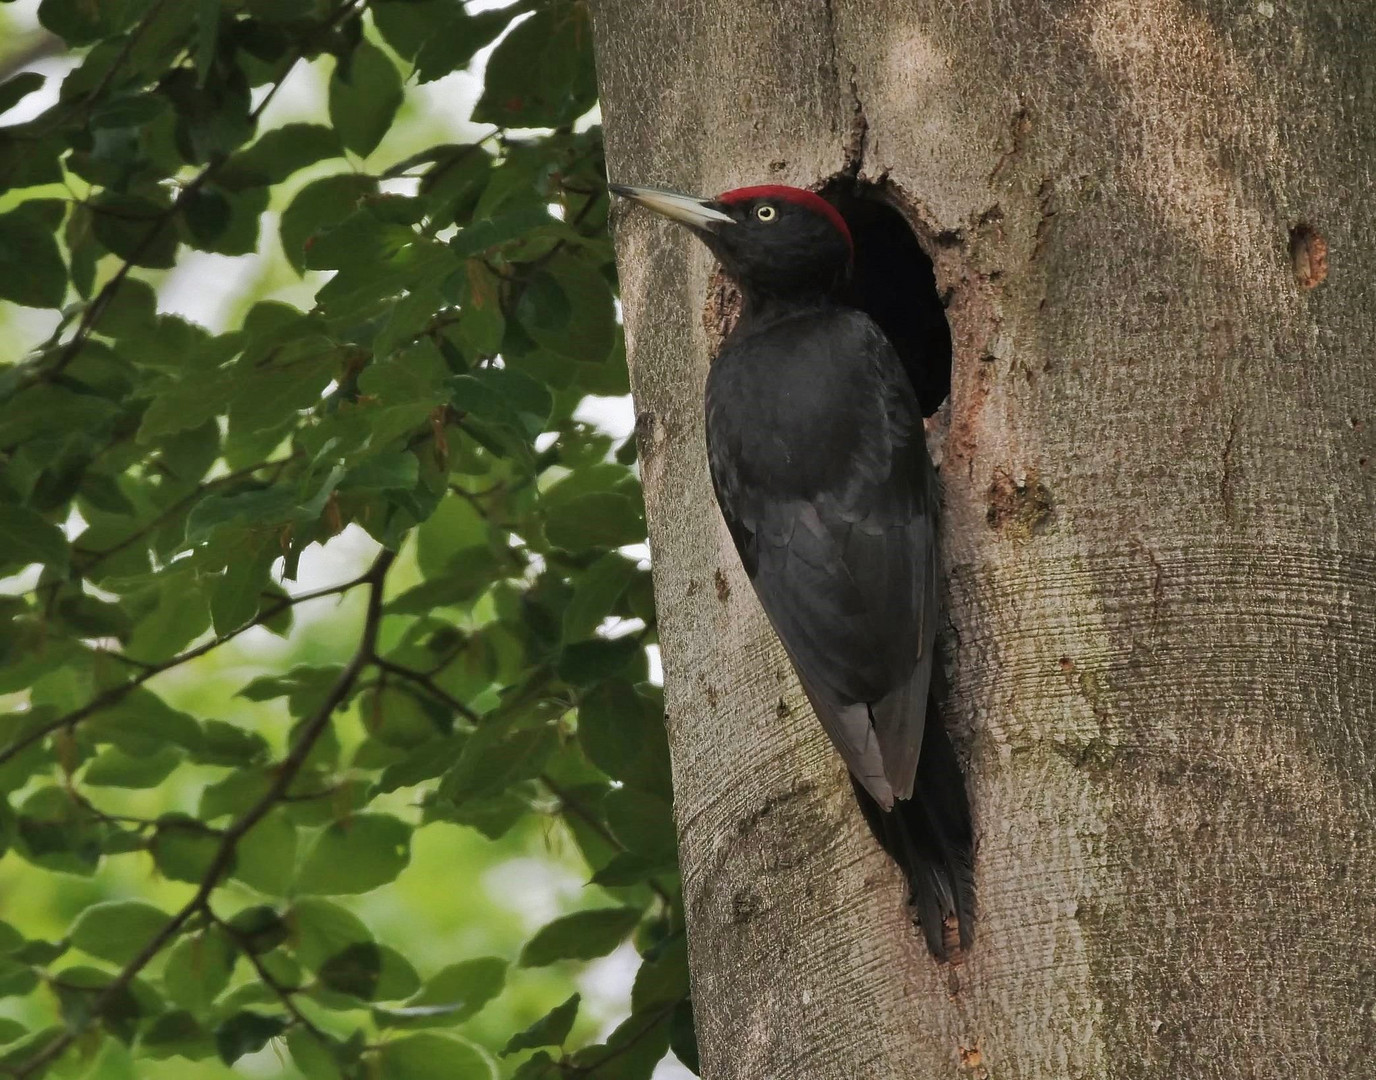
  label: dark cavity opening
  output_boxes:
[823,179,952,417]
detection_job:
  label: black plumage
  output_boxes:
[610,181,974,958]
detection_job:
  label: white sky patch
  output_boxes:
[481,857,587,930]
[158,249,264,332]
[574,394,635,443]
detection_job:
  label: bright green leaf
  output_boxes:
[317,941,420,1002]
[375,956,505,1029]
[288,898,372,971]
[518,908,642,968]
[296,814,412,895]
[502,993,579,1056]
[373,1033,495,1080]
[163,930,235,1014]
[83,744,182,788]
[70,900,173,966]
[232,808,297,895]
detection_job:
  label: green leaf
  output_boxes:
[577,681,672,795]
[215,1011,287,1065]
[373,1033,495,1080]
[0,209,67,309]
[450,205,553,258]
[210,537,276,635]
[566,1009,670,1080]
[0,1017,28,1044]
[671,999,700,1074]
[413,8,511,84]
[545,493,644,551]
[286,1026,349,1080]
[339,452,419,492]
[518,907,642,968]
[415,495,486,578]
[150,817,222,883]
[163,930,235,1014]
[142,1010,216,1060]
[231,808,297,895]
[90,191,179,268]
[288,898,372,971]
[219,123,342,189]
[83,744,183,788]
[0,72,44,115]
[603,788,676,861]
[296,814,412,894]
[86,687,205,755]
[371,0,447,62]
[502,993,579,1056]
[557,636,642,686]
[375,956,506,1028]
[70,900,173,966]
[329,37,403,157]
[563,554,641,642]
[317,941,420,1002]
[226,342,341,434]
[13,786,106,876]
[279,173,377,273]
[181,183,269,255]
[90,275,157,338]
[39,0,151,44]
[438,726,556,807]
[196,0,221,86]
[632,935,688,1011]
[473,4,596,128]
[223,907,288,958]
[517,256,616,362]
[0,505,70,574]
[194,719,270,767]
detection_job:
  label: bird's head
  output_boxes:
[610,183,853,301]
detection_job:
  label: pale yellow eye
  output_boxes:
[755,204,777,222]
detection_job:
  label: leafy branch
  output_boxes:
[23,0,369,387]
[8,548,395,1079]
[0,569,375,770]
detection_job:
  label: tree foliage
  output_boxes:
[0,1,691,1077]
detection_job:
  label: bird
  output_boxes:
[609,181,974,958]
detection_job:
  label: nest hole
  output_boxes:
[822,178,952,417]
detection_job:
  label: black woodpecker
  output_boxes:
[610,182,974,959]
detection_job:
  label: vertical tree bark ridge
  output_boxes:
[592,0,1376,1075]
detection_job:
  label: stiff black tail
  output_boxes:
[851,696,974,960]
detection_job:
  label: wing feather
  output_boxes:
[706,308,938,808]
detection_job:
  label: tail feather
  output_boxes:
[851,695,974,960]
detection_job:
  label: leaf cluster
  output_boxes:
[0,2,693,1077]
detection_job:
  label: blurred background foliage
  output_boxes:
[0,0,694,1077]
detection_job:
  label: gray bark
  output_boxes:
[590,1,1376,1076]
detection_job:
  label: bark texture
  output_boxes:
[590,2,1376,1076]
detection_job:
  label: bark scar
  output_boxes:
[988,99,1031,183]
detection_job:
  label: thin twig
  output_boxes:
[540,774,674,907]
[0,570,373,770]
[370,657,482,725]
[72,455,297,573]
[207,908,329,1043]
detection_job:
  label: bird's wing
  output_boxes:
[706,312,937,809]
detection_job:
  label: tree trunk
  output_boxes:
[590,1,1376,1076]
